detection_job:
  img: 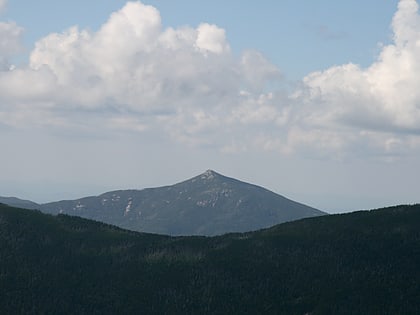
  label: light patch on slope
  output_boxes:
[124,198,133,216]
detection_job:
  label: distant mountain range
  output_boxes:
[0,203,419,314]
[0,196,40,210]
[0,170,325,235]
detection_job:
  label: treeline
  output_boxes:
[0,203,419,314]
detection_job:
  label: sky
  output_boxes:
[1,0,419,213]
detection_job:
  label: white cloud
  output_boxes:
[0,1,281,142]
[195,23,230,54]
[286,0,420,157]
[240,51,281,92]
[24,1,238,113]
[1,0,420,160]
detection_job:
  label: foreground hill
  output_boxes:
[38,170,324,235]
[0,203,419,314]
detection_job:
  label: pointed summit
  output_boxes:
[37,170,325,236]
[200,169,218,180]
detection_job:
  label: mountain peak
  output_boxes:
[27,170,324,236]
[200,169,218,180]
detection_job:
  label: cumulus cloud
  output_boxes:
[195,23,230,54]
[1,0,420,159]
[0,1,281,142]
[284,0,420,157]
[24,1,239,113]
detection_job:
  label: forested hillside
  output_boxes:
[0,203,419,314]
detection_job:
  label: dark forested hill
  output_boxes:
[1,203,419,314]
[38,170,324,235]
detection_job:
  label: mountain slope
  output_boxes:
[0,196,40,209]
[0,203,419,314]
[39,170,324,235]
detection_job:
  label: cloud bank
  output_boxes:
[1,0,420,159]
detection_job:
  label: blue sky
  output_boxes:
[1,0,419,213]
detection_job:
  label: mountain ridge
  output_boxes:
[1,170,325,236]
[0,196,40,209]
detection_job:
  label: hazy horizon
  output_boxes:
[1,0,419,213]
